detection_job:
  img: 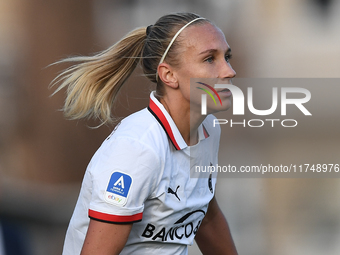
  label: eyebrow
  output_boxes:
[199,48,231,55]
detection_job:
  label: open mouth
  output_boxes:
[219,89,231,93]
[217,88,232,97]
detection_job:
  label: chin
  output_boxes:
[209,99,231,114]
[207,105,231,115]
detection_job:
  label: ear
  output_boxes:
[157,63,178,89]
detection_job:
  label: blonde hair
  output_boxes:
[50,12,208,126]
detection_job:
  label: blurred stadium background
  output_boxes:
[0,0,339,254]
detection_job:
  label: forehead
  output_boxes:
[179,23,229,53]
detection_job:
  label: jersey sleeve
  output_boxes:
[87,136,162,224]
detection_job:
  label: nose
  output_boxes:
[219,61,236,80]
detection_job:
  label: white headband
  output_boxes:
[156,17,205,81]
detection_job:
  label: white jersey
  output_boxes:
[62,92,220,255]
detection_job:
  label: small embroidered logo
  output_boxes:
[208,163,213,193]
[168,185,181,201]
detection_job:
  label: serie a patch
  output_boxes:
[104,171,132,206]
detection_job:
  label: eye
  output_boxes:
[225,53,233,63]
[204,56,214,63]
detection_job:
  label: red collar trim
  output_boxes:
[147,92,210,150]
[202,124,209,139]
[148,98,182,150]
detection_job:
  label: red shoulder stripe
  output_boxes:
[89,209,143,223]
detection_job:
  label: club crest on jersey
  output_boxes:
[104,171,132,206]
[208,163,213,193]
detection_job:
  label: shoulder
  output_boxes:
[85,109,166,203]
[106,108,169,155]
[89,108,168,176]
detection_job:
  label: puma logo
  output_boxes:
[168,185,180,201]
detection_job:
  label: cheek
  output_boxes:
[189,92,232,115]
[176,68,193,100]
[175,62,218,105]
[180,80,192,103]
[189,86,204,107]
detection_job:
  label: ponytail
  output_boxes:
[50,27,146,125]
[51,12,208,126]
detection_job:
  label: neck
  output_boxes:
[159,95,205,146]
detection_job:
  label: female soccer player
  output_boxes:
[52,12,238,255]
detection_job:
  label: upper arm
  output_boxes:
[200,196,220,226]
[195,197,238,255]
[81,219,132,255]
[88,137,162,223]
[82,138,162,252]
